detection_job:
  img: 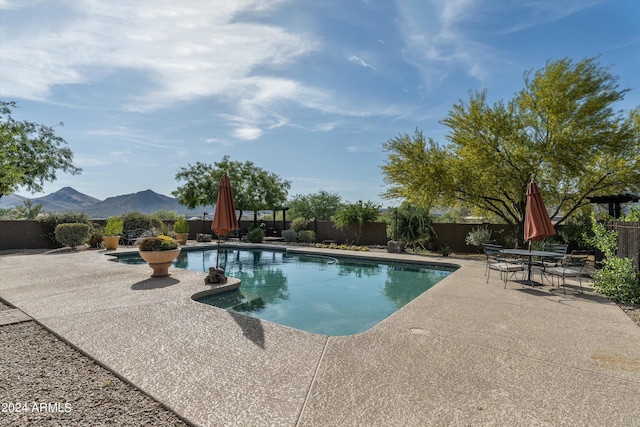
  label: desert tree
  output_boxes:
[381,58,640,229]
[0,101,81,199]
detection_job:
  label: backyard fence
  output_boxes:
[607,221,640,271]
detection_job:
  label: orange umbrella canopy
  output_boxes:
[524,181,556,242]
[211,172,239,236]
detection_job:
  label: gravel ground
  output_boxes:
[0,302,190,427]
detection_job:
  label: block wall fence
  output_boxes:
[1,219,525,252]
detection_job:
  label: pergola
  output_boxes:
[587,193,639,218]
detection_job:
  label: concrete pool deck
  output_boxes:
[1,244,639,426]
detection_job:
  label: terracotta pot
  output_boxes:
[175,233,189,245]
[103,236,120,250]
[138,248,181,277]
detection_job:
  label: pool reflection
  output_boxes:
[117,248,456,335]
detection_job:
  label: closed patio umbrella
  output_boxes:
[523,180,556,283]
[212,172,239,268]
[524,180,556,244]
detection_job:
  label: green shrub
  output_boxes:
[314,243,370,252]
[282,229,297,242]
[104,217,124,236]
[38,213,92,243]
[122,212,162,234]
[465,226,492,251]
[386,203,434,249]
[290,217,309,232]
[297,230,316,243]
[174,218,189,233]
[55,223,90,249]
[586,219,640,304]
[157,222,173,237]
[245,228,264,243]
[87,230,104,248]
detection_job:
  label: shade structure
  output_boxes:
[212,172,240,237]
[524,180,556,242]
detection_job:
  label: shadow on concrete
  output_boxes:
[131,277,180,290]
[228,311,265,349]
[514,287,550,297]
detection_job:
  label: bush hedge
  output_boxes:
[55,223,90,249]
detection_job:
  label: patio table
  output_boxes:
[501,248,565,286]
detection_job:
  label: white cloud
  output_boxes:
[0,0,323,133]
[72,155,109,167]
[313,122,339,132]
[348,55,375,70]
[233,126,263,141]
[0,0,425,144]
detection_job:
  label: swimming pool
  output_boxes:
[117,247,457,336]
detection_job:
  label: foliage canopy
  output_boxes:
[0,101,81,199]
[172,156,290,215]
[288,190,343,220]
[381,58,640,228]
[334,200,381,245]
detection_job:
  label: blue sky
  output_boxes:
[1,0,639,206]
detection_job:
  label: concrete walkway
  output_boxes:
[1,245,639,426]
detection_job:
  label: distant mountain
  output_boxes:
[84,189,190,217]
[2,187,211,218]
[0,193,27,210]
[32,186,101,213]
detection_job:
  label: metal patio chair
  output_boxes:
[482,243,526,288]
[545,250,590,294]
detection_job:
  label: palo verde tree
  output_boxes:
[172,156,291,218]
[334,200,381,245]
[0,101,81,199]
[381,57,640,229]
[288,189,343,220]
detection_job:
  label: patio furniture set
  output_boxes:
[482,242,591,293]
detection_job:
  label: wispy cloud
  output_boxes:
[348,55,375,70]
[0,1,323,135]
[497,0,605,34]
[395,0,602,88]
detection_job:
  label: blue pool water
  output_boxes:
[117,248,456,336]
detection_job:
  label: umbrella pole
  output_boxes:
[527,240,533,283]
[216,236,221,269]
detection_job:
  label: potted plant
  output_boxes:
[137,235,181,277]
[173,218,190,245]
[103,217,124,250]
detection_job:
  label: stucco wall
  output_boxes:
[0,219,528,252]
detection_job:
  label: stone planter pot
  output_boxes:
[138,248,181,277]
[175,233,189,245]
[103,236,120,250]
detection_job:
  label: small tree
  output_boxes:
[0,199,43,219]
[334,200,381,245]
[381,58,640,228]
[288,190,343,220]
[173,156,290,219]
